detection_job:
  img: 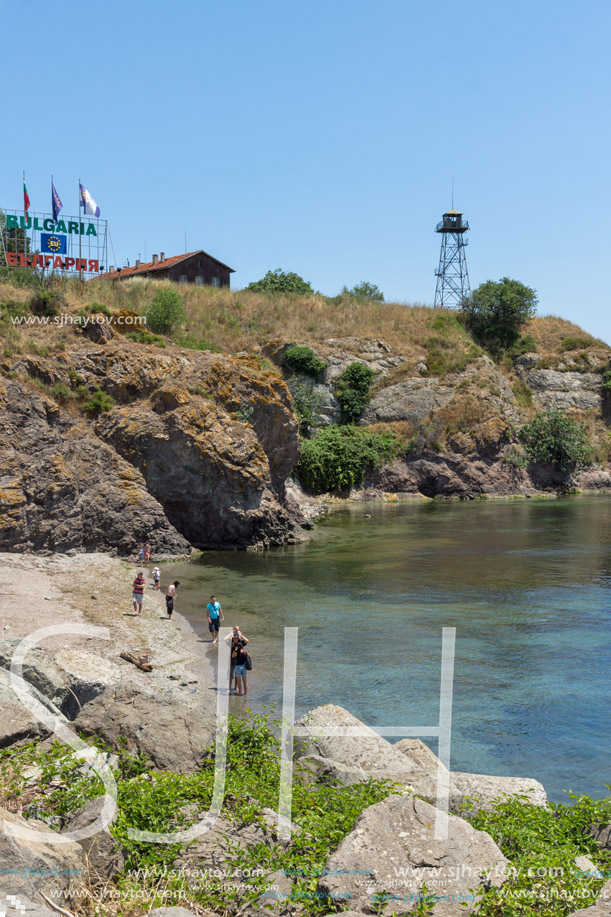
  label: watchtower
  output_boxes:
[434,208,470,308]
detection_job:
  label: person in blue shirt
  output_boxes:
[206,594,224,643]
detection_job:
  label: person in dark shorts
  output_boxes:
[206,595,224,643]
[224,625,248,693]
[166,581,180,619]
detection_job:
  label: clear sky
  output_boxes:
[2,0,610,340]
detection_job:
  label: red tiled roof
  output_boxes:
[103,250,234,279]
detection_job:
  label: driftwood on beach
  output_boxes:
[119,651,153,672]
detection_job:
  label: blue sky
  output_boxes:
[2,0,610,340]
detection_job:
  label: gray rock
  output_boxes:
[0,667,65,748]
[297,754,370,787]
[294,705,420,779]
[514,353,540,370]
[362,377,455,424]
[568,879,611,915]
[64,796,124,879]
[73,683,215,773]
[591,823,611,850]
[148,910,199,917]
[394,738,443,772]
[0,806,86,900]
[517,367,602,411]
[53,649,120,707]
[574,855,600,876]
[0,640,73,716]
[450,772,547,814]
[574,470,611,492]
[0,895,57,917]
[318,794,509,915]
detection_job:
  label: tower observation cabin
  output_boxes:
[434,208,471,308]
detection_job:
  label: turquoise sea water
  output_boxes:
[166,496,611,802]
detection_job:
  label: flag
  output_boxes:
[41,233,67,255]
[23,181,30,216]
[52,183,63,221]
[79,183,100,217]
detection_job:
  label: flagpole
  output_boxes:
[78,178,82,281]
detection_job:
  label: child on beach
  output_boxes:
[152,566,161,590]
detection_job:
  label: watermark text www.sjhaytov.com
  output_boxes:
[9,314,146,328]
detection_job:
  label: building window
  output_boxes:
[211,277,221,288]
[195,276,204,286]
[178,275,188,284]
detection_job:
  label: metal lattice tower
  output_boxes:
[434,208,470,308]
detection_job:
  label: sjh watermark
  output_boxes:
[4,624,456,846]
[9,313,146,328]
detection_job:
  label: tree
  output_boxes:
[334,361,376,424]
[341,281,384,303]
[520,409,590,476]
[246,269,313,295]
[0,208,32,265]
[145,288,185,334]
[460,277,537,354]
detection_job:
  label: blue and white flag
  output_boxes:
[79,183,100,217]
[52,182,63,221]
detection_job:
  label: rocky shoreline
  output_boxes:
[0,553,610,917]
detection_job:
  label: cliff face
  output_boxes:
[0,342,307,554]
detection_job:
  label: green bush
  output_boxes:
[560,336,593,352]
[50,382,74,403]
[296,425,400,492]
[334,362,376,423]
[287,375,325,438]
[246,269,313,295]
[80,302,112,318]
[466,793,611,915]
[520,408,591,475]
[339,281,384,302]
[461,277,538,355]
[0,299,29,319]
[509,333,537,358]
[173,332,219,352]
[125,330,165,347]
[283,344,327,378]
[83,387,115,414]
[29,288,65,317]
[145,288,185,334]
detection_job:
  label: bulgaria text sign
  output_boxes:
[1,208,108,275]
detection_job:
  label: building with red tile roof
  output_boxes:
[104,250,234,288]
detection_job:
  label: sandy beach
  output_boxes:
[0,552,217,710]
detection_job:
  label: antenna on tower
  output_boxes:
[433,203,471,308]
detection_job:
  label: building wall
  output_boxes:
[162,253,232,288]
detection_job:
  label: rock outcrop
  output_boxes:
[73,683,216,772]
[568,880,611,916]
[318,794,509,915]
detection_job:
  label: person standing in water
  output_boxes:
[224,625,248,694]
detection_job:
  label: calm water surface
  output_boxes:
[165,496,611,801]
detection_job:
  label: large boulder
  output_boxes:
[0,806,85,901]
[73,683,216,772]
[0,640,73,716]
[64,796,124,879]
[318,794,509,915]
[294,705,421,779]
[568,880,611,916]
[53,649,120,708]
[0,667,65,748]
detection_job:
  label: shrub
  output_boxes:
[334,362,376,423]
[511,377,533,408]
[246,269,313,295]
[283,344,327,378]
[29,288,65,317]
[50,382,74,403]
[174,332,219,352]
[125,330,165,347]
[560,336,593,352]
[509,333,537,358]
[80,302,112,318]
[145,288,185,334]
[461,277,538,355]
[0,299,29,319]
[296,425,400,492]
[287,375,325,438]
[340,281,384,302]
[83,388,115,414]
[520,408,591,475]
